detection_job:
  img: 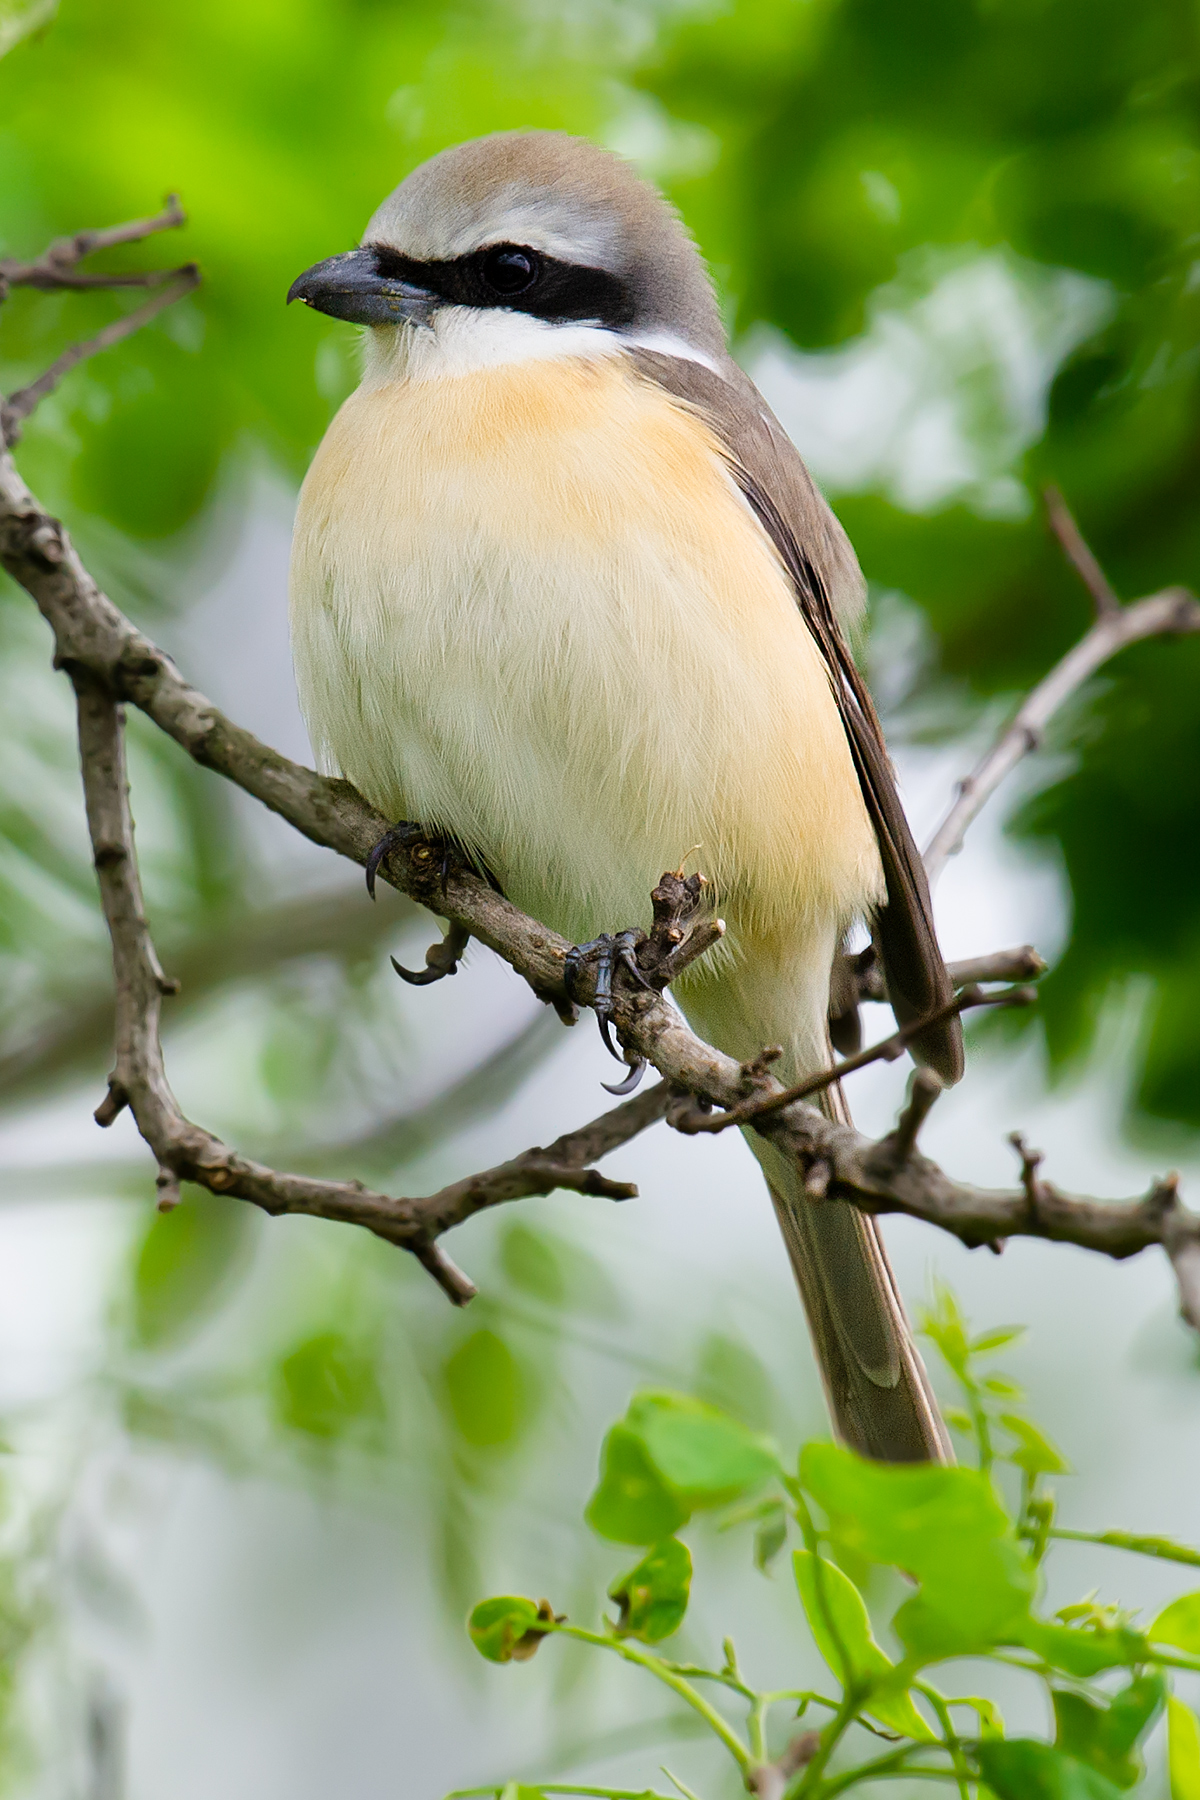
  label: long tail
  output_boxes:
[750,1109,949,1462]
[680,966,949,1464]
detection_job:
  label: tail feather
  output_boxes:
[679,966,949,1464]
[754,1126,949,1463]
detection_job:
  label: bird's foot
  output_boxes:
[563,928,654,1093]
[366,820,489,987]
[391,919,471,987]
[366,819,458,901]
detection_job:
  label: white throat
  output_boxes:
[359,305,720,387]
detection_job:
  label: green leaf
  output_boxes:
[793,1550,935,1740]
[626,1392,778,1507]
[1053,1674,1165,1790]
[1020,1620,1150,1677]
[754,1509,788,1573]
[131,1195,254,1348]
[273,1330,384,1444]
[983,1375,1025,1399]
[585,1425,690,1546]
[468,1596,556,1664]
[1000,1415,1071,1476]
[971,1327,1027,1354]
[918,1284,972,1376]
[800,1444,1035,1659]
[963,1694,1005,1738]
[608,1538,691,1642]
[1151,1592,1200,1654]
[1168,1696,1200,1800]
[443,1330,526,1450]
[978,1738,1126,1799]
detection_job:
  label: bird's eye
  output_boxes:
[481,246,538,296]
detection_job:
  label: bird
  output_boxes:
[286,130,962,1463]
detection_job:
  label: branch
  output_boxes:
[675,983,1037,1135]
[4,229,1200,1325]
[0,194,199,447]
[3,269,200,443]
[0,195,189,290]
[923,487,1200,885]
[923,582,1200,882]
[70,667,668,1301]
[1044,483,1121,618]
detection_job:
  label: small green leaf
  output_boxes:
[978,1737,1125,1798]
[499,1224,565,1305]
[1168,1696,1200,1800]
[1020,1620,1149,1677]
[626,1392,778,1506]
[273,1329,384,1443]
[754,1509,788,1572]
[1151,1592,1200,1653]
[963,1694,1006,1738]
[131,1195,254,1347]
[800,1444,1035,1659]
[444,1330,525,1449]
[983,1374,1024,1398]
[1000,1415,1071,1476]
[944,1407,975,1433]
[608,1537,692,1642]
[468,1596,557,1664]
[971,1327,1027,1354]
[585,1424,690,1545]
[793,1550,935,1740]
[918,1283,972,1376]
[1053,1674,1165,1789]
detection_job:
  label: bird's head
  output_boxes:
[287,130,725,379]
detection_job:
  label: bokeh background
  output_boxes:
[1,0,1198,1794]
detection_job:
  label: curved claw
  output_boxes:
[597,1012,622,1062]
[389,920,470,987]
[602,1057,647,1096]
[366,820,419,901]
[390,953,456,987]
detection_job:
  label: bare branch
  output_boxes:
[676,983,1037,1135]
[6,450,1200,1321]
[923,584,1200,883]
[69,670,667,1300]
[3,268,200,445]
[1044,483,1121,617]
[2,220,1199,1332]
[0,196,188,291]
[831,944,1046,1027]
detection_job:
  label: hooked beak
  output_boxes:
[287,247,435,326]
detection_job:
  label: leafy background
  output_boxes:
[0,0,1198,1794]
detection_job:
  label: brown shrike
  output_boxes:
[287,131,963,1463]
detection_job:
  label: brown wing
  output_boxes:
[626,348,963,1085]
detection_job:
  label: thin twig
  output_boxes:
[923,584,1200,883]
[675,985,1036,1135]
[3,268,200,444]
[1044,484,1121,617]
[0,196,188,290]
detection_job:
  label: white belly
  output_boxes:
[288,354,880,961]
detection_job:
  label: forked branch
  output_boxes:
[4,203,1200,1324]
